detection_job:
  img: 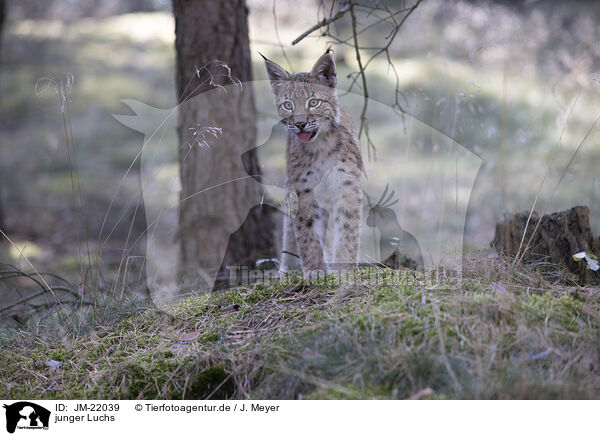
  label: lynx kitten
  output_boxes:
[263,51,363,274]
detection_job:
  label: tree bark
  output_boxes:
[172,0,274,289]
[0,0,5,231]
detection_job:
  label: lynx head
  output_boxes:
[263,51,339,143]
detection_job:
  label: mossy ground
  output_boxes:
[1,266,599,400]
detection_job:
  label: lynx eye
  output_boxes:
[307,98,321,109]
[281,101,294,111]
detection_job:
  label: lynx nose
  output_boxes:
[294,121,307,130]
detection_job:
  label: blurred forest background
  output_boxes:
[0,0,599,327]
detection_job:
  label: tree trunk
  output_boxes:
[0,0,5,231]
[492,206,600,285]
[172,0,274,290]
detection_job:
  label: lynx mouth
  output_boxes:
[296,129,318,143]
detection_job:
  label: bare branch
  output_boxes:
[315,0,423,159]
[362,0,423,72]
[348,0,373,158]
[292,3,350,45]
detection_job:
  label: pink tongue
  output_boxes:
[297,132,312,142]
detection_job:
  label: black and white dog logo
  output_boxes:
[3,402,50,434]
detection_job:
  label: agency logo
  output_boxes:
[3,402,50,434]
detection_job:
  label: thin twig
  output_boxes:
[348,0,371,156]
[272,0,294,71]
[329,0,422,158]
[292,3,350,45]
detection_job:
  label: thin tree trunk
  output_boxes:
[172,0,274,289]
[0,0,5,231]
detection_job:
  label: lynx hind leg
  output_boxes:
[280,213,301,273]
[332,189,362,270]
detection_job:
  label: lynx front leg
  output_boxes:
[294,191,327,274]
[280,213,301,273]
[332,189,363,270]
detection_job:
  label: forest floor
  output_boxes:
[1,265,599,400]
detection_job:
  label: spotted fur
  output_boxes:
[264,51,363,274]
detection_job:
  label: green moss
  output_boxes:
[523,293,582,330]
[201,331,221,343]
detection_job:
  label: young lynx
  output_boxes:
[263,51,363,274]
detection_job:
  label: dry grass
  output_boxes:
[1,264,599,400]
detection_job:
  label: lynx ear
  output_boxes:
[310,51,337,88]
[260,53,289,91]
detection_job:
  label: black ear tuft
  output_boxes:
[310,51,337,88]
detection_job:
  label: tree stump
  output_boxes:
[491,206,600,285]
